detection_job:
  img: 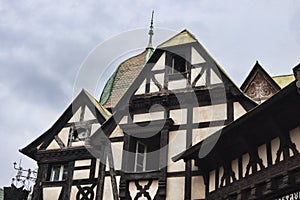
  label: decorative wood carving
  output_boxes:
[134,180,153,200]
[76,184,96,200]
[245,73,277,103]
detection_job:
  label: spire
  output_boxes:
[146,11,154,49]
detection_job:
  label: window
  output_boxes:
[50,164,68,181]
[170,54,186,74]
[134,141,147,172]
[69,125,91,145]
[72,127,89,142]
[126,133,161,172]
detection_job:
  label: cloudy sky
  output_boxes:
[0,0,300,188]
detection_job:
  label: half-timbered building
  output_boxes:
[174,64,300,200]
[20,26,300,200]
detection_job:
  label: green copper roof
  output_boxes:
[272,74,295,88]
[0,188,3,200]
[99,48,153,108]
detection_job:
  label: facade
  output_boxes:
[174,64,300,200]
[20,28,300,200]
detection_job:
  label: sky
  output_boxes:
[1,0,300,188]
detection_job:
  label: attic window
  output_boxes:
[170,54,187,74]
[69,125,91,145]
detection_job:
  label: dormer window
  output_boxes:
[68,124,91,146]
[72,127,89,142]
[171,54,187,74]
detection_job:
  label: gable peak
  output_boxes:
[158,29,197,48]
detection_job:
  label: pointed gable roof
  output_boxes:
[241,61,281,103]
[158,29,197,48]
[20,89,111,160]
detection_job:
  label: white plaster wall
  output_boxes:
[166,177,185,200]
[169,108,187,125]
[209,170,216,192]
[75,159,91,167]
[84,106,95,121]
[232,159,239,181]
[71,140,85,147]
[70,186,77,200]
[191,176,205,199]
[192,126,223,145]
[133,111,164,123]
[46,140,60,150]
[219,166,224,187]
[258,144,267,169]
[111,142,123,170]
[103,176,120,200]
[109,125,124,138]
[95,159,100,178]
[191,160,198,171]
[135,80,146,95]
[43,187,62,200]
[242,153,250,176]
[271,137,281,164]
[191,67,203,84]
[58,127,69,146]
[193,104,227,123]
[91,123,101,136]
[210,69,222,84]
[290,127,300,154]
[233,102,247,120]
[103,177,113,200]
[191,47,205,65]
[168,79,187,90]
[152,53,165,70]
[73,169,90,180]
[119,116,128,124]
[168,130,186,172]
[149,81,160,93]
[154,73,164,86]
[68,108,81,123]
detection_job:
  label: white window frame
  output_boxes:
[134,141,147,172]
[50,165,67,181]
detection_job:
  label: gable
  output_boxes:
[158,30,197,48]
[114,30,256,111]
[20,90,111,160]
[241,61,281,103]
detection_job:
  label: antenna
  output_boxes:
[12,160,37,191]
[147,10,154,49]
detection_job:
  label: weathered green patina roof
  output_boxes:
[0,188,4,200]
[100,48,154,108]
[272,74,295,89]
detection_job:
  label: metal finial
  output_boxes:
[147,11,154,49]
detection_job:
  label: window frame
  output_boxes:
[49,164,68,181]
[134,141,147,172]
